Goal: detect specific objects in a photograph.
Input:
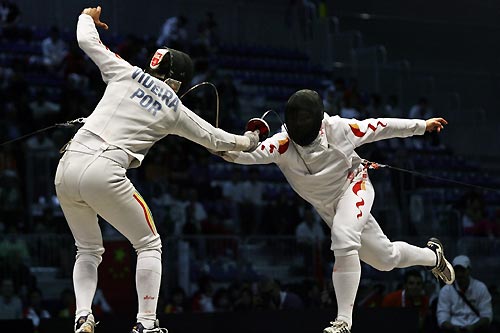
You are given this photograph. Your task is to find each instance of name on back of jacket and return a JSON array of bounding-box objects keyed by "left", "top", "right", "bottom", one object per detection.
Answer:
[{"left": 130, "top": 69, "right": 179, "bottom": 115}]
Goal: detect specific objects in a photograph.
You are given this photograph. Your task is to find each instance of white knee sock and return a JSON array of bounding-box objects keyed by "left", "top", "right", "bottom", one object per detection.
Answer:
[
  {"left": 332, "top": 253, "right": 361, "bottom": 330},
  {"left": 393, "top": 241, "right": 436, "bottom": 268},
  {"left": 73, "top": 253, "right": 100, "bottom": 318},
  {"left": 136, "top": 249, "right": 162, "bottom": 329}
]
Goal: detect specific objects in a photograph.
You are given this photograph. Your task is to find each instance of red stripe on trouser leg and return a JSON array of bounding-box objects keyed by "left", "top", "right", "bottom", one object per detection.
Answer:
[{"left": 133, "top": 193, "right": 156, "bottom": 235}]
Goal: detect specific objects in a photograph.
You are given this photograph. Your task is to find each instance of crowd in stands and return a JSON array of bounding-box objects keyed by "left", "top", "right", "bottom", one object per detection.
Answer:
[
  {"left": 2, "top": 258, "right": 498, "bottom": 333},
  {"left": 0, "top": 3, "right": 500, "bottom": 332}
]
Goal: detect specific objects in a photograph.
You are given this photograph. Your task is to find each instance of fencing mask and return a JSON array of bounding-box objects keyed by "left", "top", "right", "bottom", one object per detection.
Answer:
[
  {"left": 284, "top": 89, "right": 324, "bottom": 146},
  {"left": 145, "top": 47, "right": 193, "bottom": 93}
]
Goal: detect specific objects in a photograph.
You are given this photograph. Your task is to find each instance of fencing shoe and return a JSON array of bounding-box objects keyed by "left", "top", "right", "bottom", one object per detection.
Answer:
[
  {"left": 323, "top": 319, "right": 350, "bottom": 333},
  {"left": 130, "top": 320, "right": 168, "bottom": 333},
  {"left": 75, "top": 314, "right": 96, "bottom": 333},
  {"left": 427, "top": 237, "right": 455, "bottom": 285}
]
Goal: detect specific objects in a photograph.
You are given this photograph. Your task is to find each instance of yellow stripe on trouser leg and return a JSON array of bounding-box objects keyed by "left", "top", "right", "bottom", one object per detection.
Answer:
[{"left": 133, "top": 191, "right": 157, "bottom": 235}]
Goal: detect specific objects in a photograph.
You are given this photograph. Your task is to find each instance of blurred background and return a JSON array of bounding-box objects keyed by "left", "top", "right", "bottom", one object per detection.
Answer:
[{"left": 0, "top": 0, "right": 499, "bottom": 332}]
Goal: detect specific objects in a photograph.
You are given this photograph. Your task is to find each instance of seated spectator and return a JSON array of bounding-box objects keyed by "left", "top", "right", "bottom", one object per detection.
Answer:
[
  {"left": 256, "top": 277, "right": 304, "bottom": 310},
  {"left": 233, "top": 285, "right": 255, "bottom": 312},
  {"left": 41, "top": 26, "right": 68, "bottom": 73},
  {"left": 213, "top": 287, "right": 232, "bottom": 312},
  {"left": 339, "top": 92, "right": 362, "bottom": 119},
  {"left": 28, "top": 88, "right": 61, "bottom": 129},
  {"left": 0, "top": 278, "right": 22, "bottom": 319},
  {"left": 164, "top": 286, "right": 188, "bottom": 314},
  {"left": 458, "top": 191, "right": 487, "bottom": 236},
  {"left": 191, "top": 275, "right": 215, "bottom": 313},
  {"left": 436, "top": 255, "right": 493, "bottom": 333},
  {"left": 54, "top": 288, "right": 75, "bottom": 318},
  {"left": 356, "top": 281, "right": 385, "bottom": 309},
  {"left": 295, "top": 205, "right": 326, "bottom": 274},
  {"left": 23, "top": 288, "right": 51, "bottom": 329},
  {"left": 407, "top": 97, "right": 443, "bottom": 150},
  {"left": 382, "top": 269, "right": 430, "bottom": 332},
  {"left": 0, "top": 0, "right": 20, "bottom": 27},
  {"left": 489, "top": 284, "right": 500, "bottom": 333}
]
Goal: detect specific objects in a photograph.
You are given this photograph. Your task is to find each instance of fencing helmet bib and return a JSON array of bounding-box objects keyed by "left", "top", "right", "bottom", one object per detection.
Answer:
[
  {"left": 145, "top": 47, "right": 193, "bottom": 93},
  {"left": 284, "top": 89, "right": 324, "bottom": 146}
]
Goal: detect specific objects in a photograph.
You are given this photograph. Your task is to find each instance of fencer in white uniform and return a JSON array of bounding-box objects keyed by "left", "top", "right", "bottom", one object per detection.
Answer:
[
  {"left": 217, "top": 89, "right": 455, "bottom": 333},
  {"left": 55, "top": 6, "right": 260, "bottom": 333}
]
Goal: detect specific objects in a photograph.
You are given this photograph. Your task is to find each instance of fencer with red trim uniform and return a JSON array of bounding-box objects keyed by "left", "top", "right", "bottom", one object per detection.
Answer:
[
  {"left": 218, "top": 89, "right": 455, "bottom": 333},
  {"left": 54, "top": 6, "right": 259, "bottom": 333}
]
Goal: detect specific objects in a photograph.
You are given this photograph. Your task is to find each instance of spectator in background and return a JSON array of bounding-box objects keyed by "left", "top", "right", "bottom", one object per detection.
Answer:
[
  {"left": 0, "top": 163, "right": 23, "bottom": 231},
  {"left": 489, "top": 284, "right": 500, "bottom": 333},
  {"left": 213, "top": 287, "right": 232, "bottom": 312},
  {"left": 240, "top": 168, "right": 265, "bottom": 234},
  {"left": 437, "top": 255, "right": 493, "bottom": 333},
  {"left": 217, "top": 73, "right": 241, "bottom": 129},
  {"left": 295, "top": 205, "right": 326, "bottom": 274},
  {"left": 233, "top": 285, "right": 254, "bottom": 312},
  {"left": 28, "top": 88, "right": 61, "bottom": 128},
  {"left": 323, "top": 85, "right": 337, "bottom": 116},
  {"left": 256, "top": 277, "right": 304, "bottom": 310},
  {"left": 382, "top": 269, "right": 430, "bottom": 332},
  {"left": 156, "top": 15, "right": 189, "bottom": 51},
  {"left": 407, "top": 97, "right": 440, "bottom": 150},
  {"left": 365, "top": 93, "right": 383, "bottom": 119},
  {"left": 323, "top": 77, "right": 346, "bottom": 116},
  {"left": 164, "top": 286, "right": 188, "bottom": 314},
  {"left": 23, "top": 288, "right": 51, "bottom": 329},
  {"left": 190, "top": 11, "right": 219, "bottom": 60},
  {"left": 356, "top": 281, "right": 385, "bottom": 309},
  {"left": 384, "top": 94, "right": 402, "bottom": 118},
  {"left": 41, "top": 26, "right": 68, "bottom": 73},
  {"left": 62, "top": 42, "right": 90, "bottom": 90},
  {"left": 0, "top": 229, "right": 30, "bottom": 266},
  {"left": 458, "top": 191, "right": 487, "bottom": 236},
  {"left": 0, "top": 0, "right": 20, "bottom": 27},
  {"left": 0, "top": 278, "right": 23, "bottom": 319},
  {"left": 55, "top": 288, "right": 76, "bottom": 319},
  {"left": 285, "top": 0, "right": 317, "bottom": 42},
  {"left": 339, "top": 91, "right": 362, "bottom": 119},
  {"left": 216, "top": 168, "right": 246, "bottom": 233},
  {"left": 191, "top": 275, "right": 215, "bottom": 313},
  {"left": 383, "top": 94, "right": 404, "bottom": 149},
  {"left": 409, "top": 97, "right": 433, "bottom": 120}
]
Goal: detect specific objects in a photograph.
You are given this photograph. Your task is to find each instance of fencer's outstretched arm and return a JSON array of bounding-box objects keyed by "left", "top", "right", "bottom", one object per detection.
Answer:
[
  {"left": 171, "top": 103, "right": 260, "bottom": 152},
  {"left": 338, "top": 116, "right": 447, "bottom": 148}
]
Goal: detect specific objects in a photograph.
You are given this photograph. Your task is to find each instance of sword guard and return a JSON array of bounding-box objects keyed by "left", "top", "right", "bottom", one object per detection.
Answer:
[{"left": 245, "top": 118, "right": 270, "bottom": 142}]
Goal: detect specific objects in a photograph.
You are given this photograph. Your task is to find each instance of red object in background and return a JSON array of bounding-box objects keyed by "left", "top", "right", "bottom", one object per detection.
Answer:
[{"left": 98, "top": 239, "right": 136, "bottom": 317}]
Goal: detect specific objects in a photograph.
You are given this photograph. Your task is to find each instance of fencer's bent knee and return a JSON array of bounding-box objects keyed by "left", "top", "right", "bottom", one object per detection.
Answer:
[
  {"left": 75, "top": 246, "right": 105, "bottom": 266},
  {"left": 331, "top": 246, "right": 359, "bottom": 257},
  {"left": 370, "top": 244, "right": 401, "bottom": 271},
  {"left": 134, "top": 234, "right": 162, "bottom": 255}
]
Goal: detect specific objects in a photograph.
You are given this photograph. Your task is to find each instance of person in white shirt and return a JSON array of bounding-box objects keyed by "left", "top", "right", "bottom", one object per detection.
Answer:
[
  {"left": 436, "top": 255, "right": 493, "bottom": 333},
  {"left": 295, "top": 205, "right": 325, "bottom": 245},
  {"left": 41, "top": 26, "right": 68, "bottom": 72},
  {"left": 0, "top": 278, "right": 22, "bottom": 320},
  {"left": 295, "top": 205, "right": 326, "bottom": 274},
  {"left": 55, "top": 6, "right": 260, "bottom": 333},
  {"left": 214, "top": 89, "right": 455, "bottom": 333}
]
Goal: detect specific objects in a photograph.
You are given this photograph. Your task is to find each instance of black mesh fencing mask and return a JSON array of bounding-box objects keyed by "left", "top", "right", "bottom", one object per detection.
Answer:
[
  {"left": 284, "top": 89, "right": 324, "bottom": 146},
  {"left": 145, "top": 47, "right": 194, "bottom": 93}
]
